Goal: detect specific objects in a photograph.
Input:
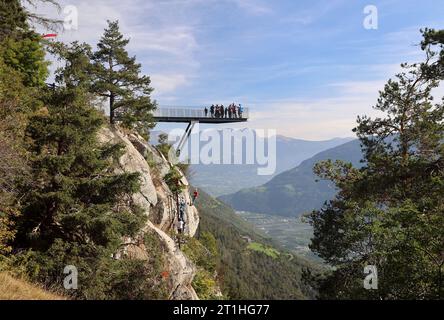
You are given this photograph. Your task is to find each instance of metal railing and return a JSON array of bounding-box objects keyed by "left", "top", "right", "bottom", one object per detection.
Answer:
[{"left": 153, "top": 106, "right": 249, "bottom": 119}]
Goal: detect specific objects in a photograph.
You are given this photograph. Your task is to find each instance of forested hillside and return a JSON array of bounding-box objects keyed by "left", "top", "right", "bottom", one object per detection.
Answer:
[
  {"left": 189, "top": 134, "right": 352, "bottom": 196},
  {"left": 1, "top": 0, "right": 443, "bottom": 301},
  {"left": 220, "top": 139, "right": 362, "bottom": 217},
  {"left": 0, "top": 1, "right": 320, "bottom": 301},
  {"left": 306, "top": 29, "right": 444, "bottom": 299},
  {"left": 0, "top": 1, "right": 197, "bottom": 300},
  {"left": 195, "top": 190, "right": 318, "bottom": 299}
]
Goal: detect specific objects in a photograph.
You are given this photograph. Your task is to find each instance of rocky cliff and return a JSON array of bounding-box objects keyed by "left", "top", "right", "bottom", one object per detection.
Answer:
[{"left": 98, "top": 126, "right": 200, "bottom": 300}]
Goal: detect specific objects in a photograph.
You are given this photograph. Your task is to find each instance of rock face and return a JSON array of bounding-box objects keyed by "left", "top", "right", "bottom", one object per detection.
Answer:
[
  {"left": 98, "top": 126, "right": 200, "bottom": 300},
  {"left": 97, "top": 128, "right": 157, "bottom": 209}
]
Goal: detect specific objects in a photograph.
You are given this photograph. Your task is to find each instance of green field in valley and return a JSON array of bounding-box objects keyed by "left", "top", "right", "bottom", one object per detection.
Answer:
[
  {"left": 237, "top": 211, "right": 322, "bottom": 263},
  {"left": 247, "top": 242, "right": 280, "bottom": 259}
]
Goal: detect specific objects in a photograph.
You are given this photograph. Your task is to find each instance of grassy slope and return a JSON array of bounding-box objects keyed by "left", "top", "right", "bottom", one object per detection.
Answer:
[
  {"left": 0, "top": 273, "right": 65, "bottom": 300},
  {"left": 247, "top": 242, "right": 280, "bottom": 259},
  {"left": 195, "top": 189, "right": 319, "bottom": 300}
]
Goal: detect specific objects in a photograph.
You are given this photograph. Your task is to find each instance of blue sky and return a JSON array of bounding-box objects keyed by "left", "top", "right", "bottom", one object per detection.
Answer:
[{"left": 38, "top": 0, "right": 444, "bottom": 139}]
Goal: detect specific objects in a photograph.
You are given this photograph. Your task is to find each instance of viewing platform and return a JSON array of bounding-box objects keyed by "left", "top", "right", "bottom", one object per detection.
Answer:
[
  {"left": 153, "top": 106, "right": 249, "bottom": 123},
  {"left": 152, "top": 105, "right": 248, "bottom": 155}
]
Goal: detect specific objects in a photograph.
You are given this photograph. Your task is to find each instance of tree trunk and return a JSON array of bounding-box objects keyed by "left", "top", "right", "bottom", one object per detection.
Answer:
[{"left": 110, "top": 94, "right": 115, "bottom": 124}]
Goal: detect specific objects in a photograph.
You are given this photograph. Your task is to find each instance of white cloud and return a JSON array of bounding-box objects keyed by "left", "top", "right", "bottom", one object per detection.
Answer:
[
  {"left": 230, "top": 78, "right": 391, "bottom": 140},
  {"left": 29, "top": 2, "right": 442, "bottom": 141},
  {"left": 32, "top": 0, "right": 200, "bottom": 98},
  {"left": 229, "top": 0, "right": 272, "bottom": 15},
  {"left": 327, "top": 80, "right": 386, "bottom": 96},
  {"left": 150, "top": 74, "right": 188, "bottom": 96},
  {"left": 240, "top": 59, "right": 441, "bottom": 140}
]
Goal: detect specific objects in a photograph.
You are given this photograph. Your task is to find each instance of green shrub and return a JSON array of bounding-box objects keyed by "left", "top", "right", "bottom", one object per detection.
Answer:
[
  {"left": 182, "top": 232, "right": 223, "bottom": 299},
  {"left": 192, "top": 269, "right": 219, "bottom": 300},
  {"left": 164, "top": 167, "right": 185, "bottom": 194},
  {"left": 156, "top": 133, "right": 171, "bottom": 159}
]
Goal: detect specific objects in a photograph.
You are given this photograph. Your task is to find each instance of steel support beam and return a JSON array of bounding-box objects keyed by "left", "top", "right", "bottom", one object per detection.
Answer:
[{"left": 176, "top": 120, "right": 198, "bottom": 156}]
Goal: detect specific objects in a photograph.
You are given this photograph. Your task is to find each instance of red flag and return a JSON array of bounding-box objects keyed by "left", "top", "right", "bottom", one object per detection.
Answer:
[{"left": 42, "top": 33, "right": 57, "bottom": 38}]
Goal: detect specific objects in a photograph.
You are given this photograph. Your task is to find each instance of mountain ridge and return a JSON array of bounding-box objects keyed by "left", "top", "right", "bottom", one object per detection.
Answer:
[
  {"left": 219, "top": 139, "right": 363, "bottom": 217},
  {"left": 154, "top": 130, "right": 355, "bottom": 196}
]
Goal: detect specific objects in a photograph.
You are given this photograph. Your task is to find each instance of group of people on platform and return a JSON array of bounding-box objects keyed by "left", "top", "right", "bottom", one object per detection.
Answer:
[{"left": 204, "top": 103, "right": 244, "bottom": 119}]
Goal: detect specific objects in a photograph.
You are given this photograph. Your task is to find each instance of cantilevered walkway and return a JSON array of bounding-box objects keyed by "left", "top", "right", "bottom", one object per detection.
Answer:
[
  {"left": 153, "top": 106, "right": 249, "bottom": 155},
  {"left": 152, "top": 106, "right": 248, "bottom": 123}
]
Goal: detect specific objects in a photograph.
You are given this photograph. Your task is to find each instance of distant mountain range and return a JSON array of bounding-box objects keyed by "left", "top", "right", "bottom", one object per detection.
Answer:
[
  {"left": 219, "top": 139, "right": 363, "bottom": 217},
  {"left": 187, "top": 133, "right": 353, "bottom": 196}
]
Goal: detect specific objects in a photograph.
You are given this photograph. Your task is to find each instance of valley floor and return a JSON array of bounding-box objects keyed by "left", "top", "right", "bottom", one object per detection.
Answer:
[{"left": 236, "top": 211, "right": 323, "bottom": 263}]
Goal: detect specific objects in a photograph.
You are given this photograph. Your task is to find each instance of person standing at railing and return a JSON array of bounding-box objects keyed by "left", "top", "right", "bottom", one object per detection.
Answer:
[
  {"left": 239, "top": 104, "right": 244, "bottom": 118},
  {"left": 204, "top": 107, "right": 208, "bottom": 117},
  {"left": 210, "top": 104, "right": 215, "bottom": 118},
  {"left": 221, "top": 104, "right": 225, "bottom": 118}
]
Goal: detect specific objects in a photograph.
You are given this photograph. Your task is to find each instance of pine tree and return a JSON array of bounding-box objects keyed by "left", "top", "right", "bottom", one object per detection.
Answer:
[
  {"left": 0, "top": 58, "right": 32, "bottom": 255},
  {"left": 13, "top": 42, "right": 163, "bottom": 298},
  {"left": 422, "top": 28, "right": 444, "bottom": 81},
  {"left": 2, "top": 35, "right": 49, "bottom": 87},
  {"left": 91, "top": 20, "right": 156, "bottom": 136},
  {"left": 0, "top": 0, "right": 53, "bottom": 255},
  {"left": 307, "top": 34, "right": 444, "bottom": 299},
  {"left": 0, "top": 0, "right": 28, "bottom": 40},
  {"left": 0, "top": 0, "right": 53, "bottom": 87},
  {"left": 0, "top": 0, "right": 61, "bottom": 40}
]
